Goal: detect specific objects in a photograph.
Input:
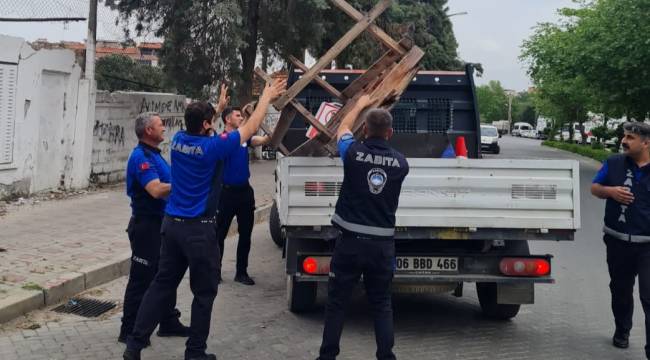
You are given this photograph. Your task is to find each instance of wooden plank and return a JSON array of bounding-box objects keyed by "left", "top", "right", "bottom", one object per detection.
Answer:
[
  {"left": 341, "top": 41, "right": 404, "bottom": 98},
  {"left": 287, "top": 100, "right": 334, "bottom": 141},
  {"left": 330, "top": 0, "right": 409, "bottom": 55},
  {"left": 255, "top": 67, "right": 333, "bottom": 142},
  {"left": 288, "top": 55, "right": 345, "bottom": 101},
  {"left": 253, "top": 68, "right": 297, "bottom": 148},
  {"left": 269, "top": 108, "right": 297, "bottom": 148},
  {"left": 337, "top": 47, "right": 425, "bottom": 142},
  {"left": 273, "top": 0, "right": 392, "bottom": 110},
  {"left": 291, "top": 46, "right": 424, "bottom": 156},
  {"left": 241, "top": 100, "right": 290, "bottom": 155}
]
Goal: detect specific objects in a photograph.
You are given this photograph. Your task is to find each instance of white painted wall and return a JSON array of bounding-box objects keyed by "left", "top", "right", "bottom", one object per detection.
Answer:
[
  {"left": 0, "top": 35, "right": 84, "bottom": 199},
  {"left": 91, "top": 91, "right": 186, "bottom": 184}
]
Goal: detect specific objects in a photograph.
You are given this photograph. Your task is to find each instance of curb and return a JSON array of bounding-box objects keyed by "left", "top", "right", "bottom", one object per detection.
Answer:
[{"left": 0, "top": 203, "right": 272, "bottom": 324}]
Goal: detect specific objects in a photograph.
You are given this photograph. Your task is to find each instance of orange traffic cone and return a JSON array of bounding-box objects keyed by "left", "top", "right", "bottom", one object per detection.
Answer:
[{"left": 455, "top": 136, "right": 468, "bottom": 159}]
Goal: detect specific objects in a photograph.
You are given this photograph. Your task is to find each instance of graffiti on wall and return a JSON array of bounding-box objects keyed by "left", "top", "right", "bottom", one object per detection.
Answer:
[
  {"left": 93, "top": 121, "right": 125, "bottom": 146},
  {"left": 139, "top": 98, "right": 185, "bottom": 114},
  {"left": 91, "top": 93, "right": 186, "bottom": 184}
]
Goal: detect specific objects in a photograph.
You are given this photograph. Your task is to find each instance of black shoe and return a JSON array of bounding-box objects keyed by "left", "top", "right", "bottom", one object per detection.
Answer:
[
  {"left": 613, "top": 330, "right": 629, "bottom": 349},
  {"left": 185, "top": 353, "right": 217, "bottom": 360},
  {"left": 123, "top": 349, "right": 141, "bottom": 360},
  {"left": 118, "top": 334, "right": 151, "bottom": 348},
  {"left": 216, "top": 274, "right": 222, "bottom": 284},
  {"left": 157, "top": 322, "right": 190, "bottom": 338},
  {"left": 234, "top": 273, "right": 255, "bottom": 285}
]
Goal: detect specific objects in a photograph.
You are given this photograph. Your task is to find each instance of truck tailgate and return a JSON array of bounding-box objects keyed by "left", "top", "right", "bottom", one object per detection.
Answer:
[{"left": 276, "top": 157, "right": 580, "bottom": 233}]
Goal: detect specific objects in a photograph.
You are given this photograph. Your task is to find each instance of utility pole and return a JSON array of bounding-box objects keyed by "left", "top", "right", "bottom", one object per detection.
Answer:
[
  {"left": 505, "top": 89, "right": 516, "bottom": 133},
  {"left": 71, "top": 0, "right": 98, "bottom": 189},
  {"left": 84, "top": 0, "right": 97, "bottom": 80}
]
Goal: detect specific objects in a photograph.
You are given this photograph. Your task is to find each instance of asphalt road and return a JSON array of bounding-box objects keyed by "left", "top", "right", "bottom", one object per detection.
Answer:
[{"left": 2, "top": 135, "right": 645, "bottom": 360}]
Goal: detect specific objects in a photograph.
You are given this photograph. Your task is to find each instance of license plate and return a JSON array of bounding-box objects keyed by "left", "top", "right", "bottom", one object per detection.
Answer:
[{"left": 396, "top": 256, "right": 459, "bottom": 274}]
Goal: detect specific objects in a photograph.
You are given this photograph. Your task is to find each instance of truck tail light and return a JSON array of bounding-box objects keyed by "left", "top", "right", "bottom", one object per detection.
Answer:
[
  {"left": 499, "top": 258, "right": 550, "bottom": 277},
  {"left": 302, "top": 256, "right": 331, "bottom": 275}
]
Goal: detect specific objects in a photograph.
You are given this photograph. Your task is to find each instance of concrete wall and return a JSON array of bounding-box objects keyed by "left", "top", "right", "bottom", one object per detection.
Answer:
[
  {"left": 0, "top": 35, "right": 85, "bottom": 199},
  {"left": 91, "top": 92, "right": 187, "bottom": 184}
]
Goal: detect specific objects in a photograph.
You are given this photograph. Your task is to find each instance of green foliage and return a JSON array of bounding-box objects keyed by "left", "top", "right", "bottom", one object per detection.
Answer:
[
  {"left": 476, "top": 81, "right": 508, "bottom": 123},
  {"left": 521, "top": 0, "right": 650, "bottom": 128},
  {"left": 21, "top": 282, "right": 43, "bottom": 291},
  {"left": 543, "top": 140, "right": 612, "bottom": 162},
  {"left": 590, "top": 125, "right": 609, "bottom": 142},
  {"left": 106, "top": 0, "right": 463, "bottom": 101},
  {"left": 96, "top": 54, "right": 172, "bottom": 92},
  {"left": 315, "top": 0, "right": 462, "bottom": 70},
  {"left": 591, "top": 141, "right": 604, "bottom": 150}
]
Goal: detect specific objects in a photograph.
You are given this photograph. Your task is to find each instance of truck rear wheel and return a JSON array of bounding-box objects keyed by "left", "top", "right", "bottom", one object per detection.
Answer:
[
  {"left": 476, "top": 282, "right": 520, "bottom": 320},
  {"left": 287, "top": 275, "right": 317, "bottom": 313},
  {"left": 269, "top": 201, "right": 284, "bottom": 248}
]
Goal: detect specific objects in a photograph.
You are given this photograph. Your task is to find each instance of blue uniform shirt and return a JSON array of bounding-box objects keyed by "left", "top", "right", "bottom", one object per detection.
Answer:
[
  {"left": 338, "top": 132, "right": 355, "bottom": 163},
  {"left": 221, "top": 131, "right": 252, "bottom": 185},
  {"left": 126, "top": 143, "right": 171, "bottom": 216},
  {"left": 165, "top": 130, "right": 241, "bottom": 218},
  {"left": 593, "top": 161, "right": 643, "bottom": 184}
]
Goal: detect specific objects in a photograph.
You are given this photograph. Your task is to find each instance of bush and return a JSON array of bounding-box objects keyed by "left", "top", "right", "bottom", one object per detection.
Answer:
[
  {"left": 591, "top": 141, "right": 604, "bottom": 150},
  {"left": 542, "top": 140, "right": 612, "bottom": 162}
]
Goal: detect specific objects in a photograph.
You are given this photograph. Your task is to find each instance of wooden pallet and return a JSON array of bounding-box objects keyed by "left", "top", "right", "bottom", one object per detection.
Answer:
[{"left": 253, "top": 0, "right": 424, "bottom": 156}]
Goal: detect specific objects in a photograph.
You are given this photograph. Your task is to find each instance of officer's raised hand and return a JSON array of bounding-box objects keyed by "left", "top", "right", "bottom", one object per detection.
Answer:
[
  {"left": 237, "top": 78, "right": 287, "bottom": 144},
  {"left": 215, "top": 83, "right": 230, "bottom": 114}
]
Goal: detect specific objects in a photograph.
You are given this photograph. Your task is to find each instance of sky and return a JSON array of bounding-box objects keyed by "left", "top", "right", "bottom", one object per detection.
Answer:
[{"left": 0, "top": 0, "right": 575, "bottom": 92}]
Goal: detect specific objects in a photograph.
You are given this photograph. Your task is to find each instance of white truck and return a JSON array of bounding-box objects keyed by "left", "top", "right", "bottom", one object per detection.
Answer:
[{"left": 269, "top": 66, "right": 580, "bottom": 320}]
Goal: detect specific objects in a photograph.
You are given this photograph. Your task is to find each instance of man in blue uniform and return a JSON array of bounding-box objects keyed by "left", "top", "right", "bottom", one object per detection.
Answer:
[
  {"left": 215, "top": 106, "right": 270, "bottom": 285},
  {"left": 119, "top": 112, "right": 189, "bottom": 345},
  {"left": 592, "top": 122, "right": 650, "bottom": 360},
  {"left": 318, "top": 95, "right": 410, "bottom": 360},
  {"left": 123, "top": 79, "right": 286, "bottom": 360}
]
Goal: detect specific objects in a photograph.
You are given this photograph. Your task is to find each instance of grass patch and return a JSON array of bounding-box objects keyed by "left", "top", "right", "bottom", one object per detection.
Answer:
[
  {"left": 542, "top": 140, "right": 613, "bottom": 162},
  {"left": 21, "top": 282, "right": 43, "bottom": 291}
]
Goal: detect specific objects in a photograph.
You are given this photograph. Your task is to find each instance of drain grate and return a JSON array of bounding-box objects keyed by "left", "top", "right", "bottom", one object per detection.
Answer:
[{"left": 52, "top": 298, "right": 116, "bottom": 318}]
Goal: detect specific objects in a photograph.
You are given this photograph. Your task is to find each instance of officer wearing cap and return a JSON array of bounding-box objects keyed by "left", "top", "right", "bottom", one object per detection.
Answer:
[
  {"left": 123, "top": 79, "right": 285, "bottom": 360},
  {"left": 119, "top": 112, "right": 189, "bottom": 345},
  {"left": 592, "top": 121, "right": 650, "bottom": 359},
  {"left": 215, "top": 106, "right": 270, "bottom": 286},
  {"left": 318, "top": 95, "right": 409, "bottom": 360}
]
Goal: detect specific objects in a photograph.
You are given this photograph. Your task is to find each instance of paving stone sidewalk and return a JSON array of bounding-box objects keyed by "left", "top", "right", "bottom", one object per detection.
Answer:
[{"left": 0, "top": 160, "right": 275, "bottom": 321}]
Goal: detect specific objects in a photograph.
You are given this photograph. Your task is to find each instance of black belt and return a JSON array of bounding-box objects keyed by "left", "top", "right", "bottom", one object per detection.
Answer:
[
  {"left": 165, "top": 215, "right": 216, "bottom": 224},
  {"left": 222, "top": 182, "right": 250, "bottom": 190}
]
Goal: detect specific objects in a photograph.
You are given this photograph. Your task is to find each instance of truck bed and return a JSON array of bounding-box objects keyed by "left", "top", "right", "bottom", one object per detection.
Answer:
[{"left": 276, "top": 157, "right": 580, "bottom": 240}]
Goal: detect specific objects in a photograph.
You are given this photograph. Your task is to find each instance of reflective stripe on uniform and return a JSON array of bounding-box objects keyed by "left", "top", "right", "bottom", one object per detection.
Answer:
[
  {"left": 604, "top": 225, "right": 650, "bottom": 243},
  {"left": 331, "top": 213, "right": 395, "bottom": 237}
]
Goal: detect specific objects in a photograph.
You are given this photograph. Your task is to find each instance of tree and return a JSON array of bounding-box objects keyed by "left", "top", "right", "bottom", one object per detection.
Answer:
[
  {"left": 106, "top": 0, "right": 328, "bottom": 101},
  {"left": 564, "top": 0, "right": 650, "bottom": 121},
  {"left": 106, "top": 0, "right": 463, "bottom": 102},
  {"left": 521, "top": 0, "right": 650, "bottom": 135},
  {"left": 95, "top": 54, "right": 172, "bottom": 92},
  {"left": 521, "top": 20, "right": 593, "bottom": 142},
  {"left": 314, "top": 0, "right": 463, "bottom": 70},
  {"left": 476, "top": 81, "right": 508, "bottom": 123},
  {"left": 511, "top": 91, "right": 537, "bottom": 126}
]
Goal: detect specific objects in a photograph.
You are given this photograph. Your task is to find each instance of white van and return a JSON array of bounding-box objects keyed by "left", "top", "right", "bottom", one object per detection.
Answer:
[{"left": 512, "top": 122, "right": 533, "bottom": 137}]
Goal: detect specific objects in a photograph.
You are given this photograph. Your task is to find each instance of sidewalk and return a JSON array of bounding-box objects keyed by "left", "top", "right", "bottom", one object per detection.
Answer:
[{"left": 0, "top": 160, "right": 276, "bottom": 323}]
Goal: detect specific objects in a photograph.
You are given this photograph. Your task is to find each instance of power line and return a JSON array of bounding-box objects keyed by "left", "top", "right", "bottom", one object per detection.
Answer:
[{"left": 0, "top": 17, "right": 85, "bottom": 22}]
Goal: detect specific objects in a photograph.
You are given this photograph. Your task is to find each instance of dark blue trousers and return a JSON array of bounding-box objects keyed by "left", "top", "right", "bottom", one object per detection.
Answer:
[
  {"left": 319, "top": 232, "right": 396, "bottom": 360},
  {"left": 127, "top": 216, "right": 220, "bottom": 358}
]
